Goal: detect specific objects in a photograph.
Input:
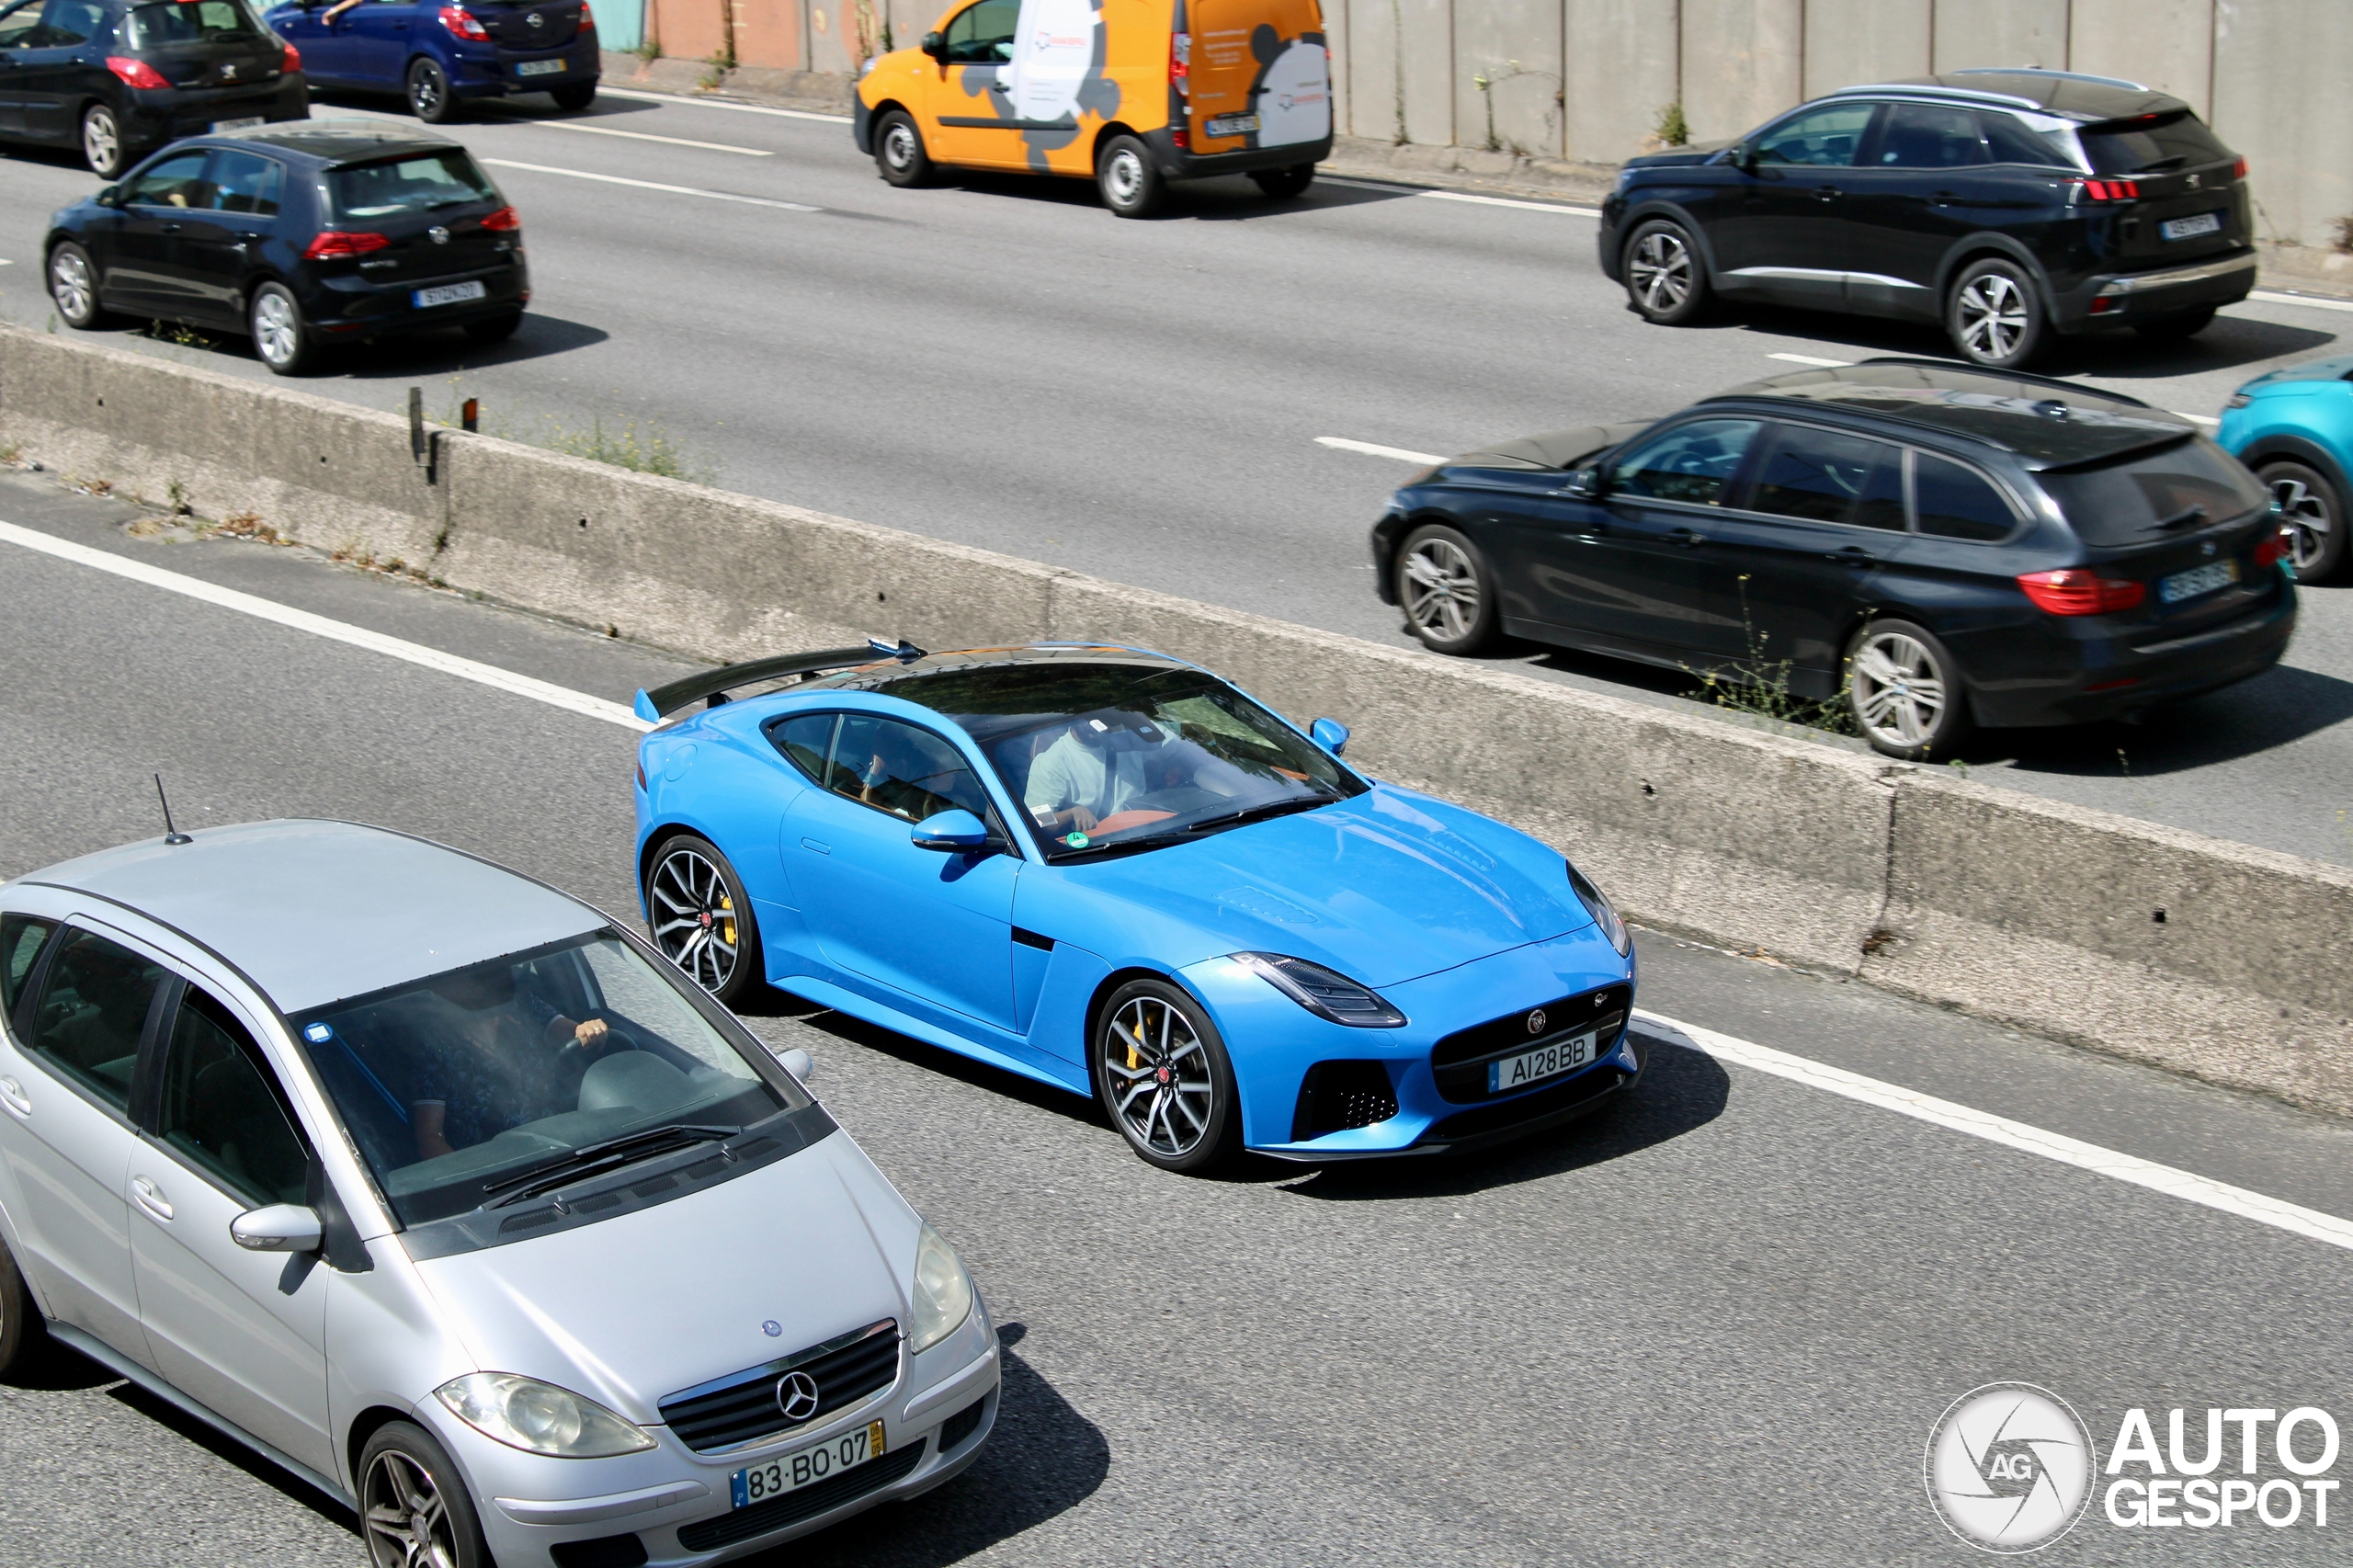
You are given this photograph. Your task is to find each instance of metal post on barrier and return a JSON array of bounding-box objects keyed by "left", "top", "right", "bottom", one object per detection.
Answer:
[{"left": 408, "top": 386, "right": 425, "bottom": 463}]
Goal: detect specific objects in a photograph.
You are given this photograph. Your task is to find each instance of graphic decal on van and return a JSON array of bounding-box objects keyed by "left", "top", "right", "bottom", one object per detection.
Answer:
[
  {"left": 1241, "top": 25, "right": 1326, "bottom": 149},
  {"left": 952, "top": 0, "right": 1120, "bottom": 171}
]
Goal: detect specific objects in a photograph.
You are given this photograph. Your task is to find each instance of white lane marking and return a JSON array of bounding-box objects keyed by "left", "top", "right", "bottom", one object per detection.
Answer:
[
  {"left": 480, "top": 159, "right": 820, "bottom": 212},
  {"left": 598, "top": 85, "right": 852, "bottom": 123},
  {"left": 1641, "top": 1010, "right": 2353, "bottom": 1256},
  {"left": 536, "top": 120, "right": 770, "bottom": 156},
  {"left": 0, "top": 519, "right": 651, "bottom": 733},
  {"left": 1766, "top": 351, "right": 1852, "bottom": 368},
  {"left": 2172, "top": 410, "right": 2222, "bottom": 426},
  {"left": 1316, "top": 436, "right": 1448, "bottom": 464},
  {"left": 1419, "top": 188, "right": 1601, "bottom": 218},
  {"left": 2248, "top": 289, "right": 2353, "bottom": 315}
]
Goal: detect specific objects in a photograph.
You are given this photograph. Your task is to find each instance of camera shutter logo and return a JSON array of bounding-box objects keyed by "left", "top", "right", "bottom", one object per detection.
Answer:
[
  {"left": 1926, "top": 1383, "right": 2096, "bottom": 1552},
  {"left": 776, "top": 1369, "right": 822, "bottom": 1424}
]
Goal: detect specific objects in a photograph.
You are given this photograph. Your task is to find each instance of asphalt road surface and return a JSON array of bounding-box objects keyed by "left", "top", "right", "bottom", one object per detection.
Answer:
[
  {"left": 3, "top": 476, "right": 2350, "bottom": 1566},
  {"left": 0, "top": 93, "right": 2349, "bottom": 868}
]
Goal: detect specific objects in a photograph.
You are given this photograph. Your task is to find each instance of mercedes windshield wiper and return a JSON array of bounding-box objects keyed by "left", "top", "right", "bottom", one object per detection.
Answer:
[{"left": 482, "top": 1123, "right": 740, "bottom": 1207}]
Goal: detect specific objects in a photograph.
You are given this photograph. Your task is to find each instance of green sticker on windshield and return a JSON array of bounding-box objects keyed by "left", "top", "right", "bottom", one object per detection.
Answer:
[{"left": 1063, "top": 831, "right": 1090, "bottom": 847}]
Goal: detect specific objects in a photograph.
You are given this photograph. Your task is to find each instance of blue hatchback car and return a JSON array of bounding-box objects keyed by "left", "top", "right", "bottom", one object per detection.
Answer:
[
  {"left": 2218, "top": 355, "right": 2353, "bottom": 585},
  {"left": 262, "top": 0, "right": 597, "bottom": 123},
  {"left": 630, "top": 642, "right": 1642, "bottom": 1173}
]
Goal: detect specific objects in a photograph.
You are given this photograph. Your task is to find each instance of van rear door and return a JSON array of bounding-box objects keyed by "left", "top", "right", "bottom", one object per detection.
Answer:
[{"left": 1186, "top": 0, "right": 1326, "bottom": 156}]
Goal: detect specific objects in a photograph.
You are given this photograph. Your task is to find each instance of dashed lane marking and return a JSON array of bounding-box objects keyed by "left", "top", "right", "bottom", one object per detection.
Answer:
[
  {"left": 1315, "top": 436, "right": 1447, "bottom": 464},
  {"left": 479, "top": 159, "right": 821, "bottom": 212},
  {"left": 1766, "top": 351, "right": 1851, "bottom": 367},
  {"left": 2247, "top": 288, "right": 2353, "bottom": 314},
  {"left": 536, "top": 120, "right": 771, "bottom": 155},
  {"left": 599, "top": 85, "right": 853, "bottom": 123}
]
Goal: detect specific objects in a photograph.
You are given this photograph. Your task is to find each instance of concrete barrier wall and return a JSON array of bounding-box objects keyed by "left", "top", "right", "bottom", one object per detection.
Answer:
[{"left": 4, "top": 324, "right": 2348, "bottom": 1113}]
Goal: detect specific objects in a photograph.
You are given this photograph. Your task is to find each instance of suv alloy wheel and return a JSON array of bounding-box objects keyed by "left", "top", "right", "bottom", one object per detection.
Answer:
[{"left": 1947, "top": 257, "right": 2048, "bottom": 369}]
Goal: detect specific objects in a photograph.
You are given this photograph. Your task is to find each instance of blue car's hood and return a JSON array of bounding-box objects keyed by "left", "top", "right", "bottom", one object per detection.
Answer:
[{"left": 1066, "top": 790, "right": 1588, "bottom": 988}]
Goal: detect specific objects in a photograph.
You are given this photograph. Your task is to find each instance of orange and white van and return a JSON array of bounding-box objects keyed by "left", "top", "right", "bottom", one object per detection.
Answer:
[{"left": 853, "top": 0, "right": 1331, "bottom": 216}]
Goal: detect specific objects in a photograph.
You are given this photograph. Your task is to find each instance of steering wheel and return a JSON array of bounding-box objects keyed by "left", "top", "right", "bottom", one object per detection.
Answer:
[{"left": 555, "top": 1021, "right": 634, "bottom": 1080}]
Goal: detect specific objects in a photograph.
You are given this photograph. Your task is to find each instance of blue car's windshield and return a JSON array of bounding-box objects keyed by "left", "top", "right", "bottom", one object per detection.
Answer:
[
  {"left": 286, "top": 930, "right": 801, "bottom": 1225},
  {"left": 877, "top": 662, "right": 1366, "bottom": 861}
]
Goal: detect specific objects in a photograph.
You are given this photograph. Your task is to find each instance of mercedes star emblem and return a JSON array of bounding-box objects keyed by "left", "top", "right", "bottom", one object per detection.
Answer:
[
  {"left": 1526, "top": 1008, "right": 1547, "bottom": 1035},
  {"left": 428, "top": 226, "right": 450, "bottom": 244},
  {"left": 776, "top": 1369, "right": 821, "bottom": 1423}
]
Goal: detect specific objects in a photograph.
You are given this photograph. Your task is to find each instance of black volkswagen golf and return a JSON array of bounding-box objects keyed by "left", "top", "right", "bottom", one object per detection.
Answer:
[
  {"left": 0, "top": 0, "right": 308, "bottom": 176},
  {"left": 45, "top": 119, "right": 528, "bottom": 373},
  {"left": 1599, "top": 69, "right": 2255, "bottom": 369},
  {"left": 1370, "top": 362, "right": 2297, "bottom": 760}
]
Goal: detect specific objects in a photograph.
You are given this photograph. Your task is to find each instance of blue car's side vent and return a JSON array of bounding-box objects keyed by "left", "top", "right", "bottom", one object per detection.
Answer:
[{"left": 1291, "top": 1061, "right": 1399, "bottom": 1142}]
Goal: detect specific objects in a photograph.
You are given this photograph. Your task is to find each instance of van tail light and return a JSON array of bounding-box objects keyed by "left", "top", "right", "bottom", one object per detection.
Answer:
[
  {"left": 2253, "top": 528, "right": 2292, "bottom": 571},
  {"left": 479, "top": 205, "right": 520, "bottom": 232},
  {"left": 2076, "top": 178, "right": 2140, "bottom": 202},
  {"left": 304, "top": 230, "right": 392, "bottom": 259},
  {"left": 2017, "top": 569, "right": 2146, "bottom": 615},
  {"left": 1169, "top": 28, "right": 1188, "bottom": 94},
  {"left": 281, "top": 42, "right": 302, "bottom": 74},
  {"left": 439, "top": 5, "right": 491, "bottom": 40},
  {"left": 106, "top": 56, "right": 171, "bottom": 90}
]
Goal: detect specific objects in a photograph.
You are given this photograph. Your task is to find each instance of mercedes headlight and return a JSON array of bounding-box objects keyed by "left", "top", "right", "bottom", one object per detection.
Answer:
[
  {"left": 909, "top": 1222, "right": 974, "bottom": 1355},
  {"left": 1567, "top": 863, "right": 1631, "bottom": 956},
  {"left": 435, "top": 1373, "right": 656, "bottom": 1458},
  {"left": 1234, "top": 953, "right": 1406, "bottom": 1028}
]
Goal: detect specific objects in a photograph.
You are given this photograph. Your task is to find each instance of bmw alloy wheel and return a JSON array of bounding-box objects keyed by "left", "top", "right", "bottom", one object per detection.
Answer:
[
  {"left": 649, "top": 845, "right": 739, "bottom": 994},
  {"left": 1850, "top": 628, "right": 1949, "bottom": 752},
  {"left": 1955, "top": 272, "right": 2029, "bottom": 363},
  {"left": 363, "top": 1449, "right": 459, "bottom": 1568},
  {"left": 48, "top": 247, "right": 94, "bottom": 324},
  {"left": 252, "top": 290, "right": 300, "bottom": 368},
  {"left": 1402, "top": 535, "right": 1481, "bottom": 644},
  {"left": 1102, "top": 994, "right": 1213, "bottom": 1161},
  {"left": 2269, "top": 473, "right": 2336, "bottom": 575},
  {"left": 1628, "top": 229, "right": 1691, "bottom": 313}
]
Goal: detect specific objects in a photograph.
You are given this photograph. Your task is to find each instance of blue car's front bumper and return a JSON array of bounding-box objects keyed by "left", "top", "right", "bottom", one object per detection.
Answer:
[{"left": 1186, "top": 928, "right": 1640, "bottom": 1158}]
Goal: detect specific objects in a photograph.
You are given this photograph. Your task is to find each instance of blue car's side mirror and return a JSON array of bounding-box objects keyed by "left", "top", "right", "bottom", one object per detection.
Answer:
[
  {"left": 912, "top": 809, "right": 993, "bottom": 852},
  {"left": 1561, "top": 466, "right": 1602, "bottom": 500},
  {"left": 1309, "top": 718, "right": 1350, "bottom": 756}
]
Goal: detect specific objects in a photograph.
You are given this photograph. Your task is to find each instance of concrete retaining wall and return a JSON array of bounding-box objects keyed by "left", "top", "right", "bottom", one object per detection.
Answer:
[{"left": 4, "top": 324, "right": 2347, "bottom": 1113}]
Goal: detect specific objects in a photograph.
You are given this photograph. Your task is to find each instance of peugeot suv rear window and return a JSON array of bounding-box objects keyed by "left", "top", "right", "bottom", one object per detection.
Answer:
[
  {"left": 2078, "top": 110, "right": 2234, "bottom": 176},
  {"left": 330, "top": 150, "right": 499, "bottom": 221},
  {"left": 126, "top": 0, "right": 264, "bottom": 46},
  {"left": 2038, "top": 437, "right": 2268, "bottom": 547}
]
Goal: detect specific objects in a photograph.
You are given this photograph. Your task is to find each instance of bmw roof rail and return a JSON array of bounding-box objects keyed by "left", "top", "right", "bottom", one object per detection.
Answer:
[
  {"left": 1950, "top": 66, "right": 2148, "bottom": 92},
  {"left": 1850, "top": 357, "right": 2160, "bottom": 410},
  {"left": 1824, "top": 81, "right": 2043, "bottom": 110},
  {"left": 634, "top": 637, "right": 926, "bottom": 722}
]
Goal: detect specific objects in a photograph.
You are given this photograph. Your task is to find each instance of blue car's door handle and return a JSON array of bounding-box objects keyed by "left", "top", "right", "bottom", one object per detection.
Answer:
[{"left": 801, "top": 837, "right": 831, "bottom": 855}]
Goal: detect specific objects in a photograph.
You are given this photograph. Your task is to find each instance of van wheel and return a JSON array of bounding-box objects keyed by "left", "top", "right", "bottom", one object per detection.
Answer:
[
  {"left": 2133, "top": 304, "right": 2217, "bottom": 342},
  {"left": 1097, "top": 134, "right": 1164, "bottom": 219},
  {"left": 1250, "top": 164, "right": 1314, "bottom": 199},
  {"left": 1947, "top": 257, "right": 2048, "bottom": 369},
  {"left": 408, "top": 57, "right": 457, "bottom": 123},
  {"left": 81, "top": 102, "right": 130, "bottom": 178},
  {"left": 1844, "top": 619, "right": 1972, "bottom": 760},
  {"left": 358, "top": 1422, "right": 493, "bottom": 1568},
  {"left": 873, "top": 109, "right": 931, "bottom": 187}
]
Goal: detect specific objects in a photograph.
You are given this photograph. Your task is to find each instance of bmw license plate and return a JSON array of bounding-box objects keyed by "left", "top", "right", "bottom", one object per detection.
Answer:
[
  {"left": 517, "top": 58, "right": 566, "bottom": 75},
  {"left": 731, "top": 1419, "right": 885, "bottom": 1509},
  {"left": 1204, "top": 113, "right": 1259, "bottom": 138},
  {"left": 2160, "top": 559, "right": 2238, "bottom": 603},
  {"left": 1488, "top": 1029, "right": 1597, "bottom": 1095},
  {"left": 413, "top": 280, "right": 488, "bottom": 309},
  {"left": 211, "top": 117, "right": 264, "bottom": 132},
  {"left": 2160, "top": 210, "right": 2222, "bottom": 243}
]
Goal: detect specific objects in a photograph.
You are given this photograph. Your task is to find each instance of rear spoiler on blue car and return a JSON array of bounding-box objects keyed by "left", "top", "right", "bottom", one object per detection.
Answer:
[{"left": 632, "top": 638, "right": 926, "bottom": 722}]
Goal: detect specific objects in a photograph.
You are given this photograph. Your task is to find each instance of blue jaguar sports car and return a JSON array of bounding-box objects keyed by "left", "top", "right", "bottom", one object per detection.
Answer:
[{"left": 629, "top": 642, "right": 1640, "bottom": 1172}]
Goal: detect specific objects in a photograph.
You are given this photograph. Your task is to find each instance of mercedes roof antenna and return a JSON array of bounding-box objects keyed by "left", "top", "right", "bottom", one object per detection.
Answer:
[{"left": 153, "top": 773, "right": 192, "bottom": 846}]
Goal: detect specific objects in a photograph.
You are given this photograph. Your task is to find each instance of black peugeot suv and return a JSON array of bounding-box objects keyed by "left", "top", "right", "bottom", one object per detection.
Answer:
[
  {"left": 1598, "top": 69, "right": 2255, "bottom": 369},
  {"left": 0, "top": 0, "right": 308, "bottom": 176}
]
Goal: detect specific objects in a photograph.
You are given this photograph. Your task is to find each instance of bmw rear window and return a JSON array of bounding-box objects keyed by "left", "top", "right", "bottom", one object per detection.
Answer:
[
  {"left": 2077, "top": 110, "right": 2234, "bottom": 176},
  {"left": 126, "top": 0, "right": 264, "bottom": 46},
  {"left": 329, "top": 150, "right": 500, "bottom": 220},
  {"left": 2038, "top": 437, "right": 2267, "bottom": 547}
]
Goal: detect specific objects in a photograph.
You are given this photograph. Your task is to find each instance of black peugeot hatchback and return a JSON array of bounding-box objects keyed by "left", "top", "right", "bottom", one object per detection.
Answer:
[
  {"left": 1370, "top": 361, "right": 2297, "bottom": 759},
  {"left": 44, "top": 119, "right": 529, "bottom": 373},
  {"left": 0, "top": 0, "right": 308, "bottom": 176},
  {"left": 1599, "top": 69, "right": 2255, "bottom": 369}
]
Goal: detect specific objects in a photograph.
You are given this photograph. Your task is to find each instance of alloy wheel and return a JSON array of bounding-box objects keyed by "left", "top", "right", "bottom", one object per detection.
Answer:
[
  {"left": 1629, "top": 230, "right": 1690, "bottom": 312},
  {"left": 363, "top": 1449, "right": 458, "bottom": 1568},
  {"left": 1402, "top": 536, "right": 1481, "bottom": 643},
  {"left": 49, "top": 249, "right": 93, "bottom": 324},
  {"left": 2269, "top": 475, "right": 2335, "bottom": 574},
  {"left": 411, "top": 69, "right": 443, "bottom": 119},
  {"left": 81, "top": 107, "right": 119, "bottom": 175},
  {"left": 252, "top": 290, "right": 300, "bottom": 368},
  {"left": 1850, "top": 630, "right": 1948, "bottom": 751},
  {"left": 1102, "top": 994, "right": 1213, "bottom": 1160},
  {"left": 1955, "top": 273, "right": 2028, "bottom": 362},
  {"left": 649, "top": 846, "right": 739, "bottom": 993},
  {"left": 882, "top": 122, "right": 917, "bottom": 173},
  {"left": 1104, "top": 149, "right": 1144, "bottom": 207}
]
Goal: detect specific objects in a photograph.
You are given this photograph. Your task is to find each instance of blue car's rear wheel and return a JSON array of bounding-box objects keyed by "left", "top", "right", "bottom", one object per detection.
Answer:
[
  {"left": 1092, "top": 979, "right": 1240, "bottom": 1174},
  {"left": 645, "top": 835, "right": 760, "bottom": 1006}
]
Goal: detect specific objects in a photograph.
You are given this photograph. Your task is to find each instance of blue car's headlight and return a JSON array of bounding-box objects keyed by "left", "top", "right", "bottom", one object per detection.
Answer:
[
  {"left": 1233, "top": 953, "right": 1406, "bottom": 1028},
  {"left": 1567, "top": 862, "right": 1631, "bottom": 956}
]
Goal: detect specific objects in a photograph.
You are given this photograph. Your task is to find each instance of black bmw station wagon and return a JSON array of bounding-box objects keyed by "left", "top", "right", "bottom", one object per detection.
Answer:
[
  {"left": 1370, "top": 362, "right": 2296, "bottom": 759},
  {"left": 1599, "top": 69, "right": 2255, "bottom": 369}
]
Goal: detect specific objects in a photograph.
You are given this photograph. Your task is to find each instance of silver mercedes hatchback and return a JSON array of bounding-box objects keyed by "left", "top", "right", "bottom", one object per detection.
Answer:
[{"left": 0, "top": 820, "right": 999, "bottom": 1567}]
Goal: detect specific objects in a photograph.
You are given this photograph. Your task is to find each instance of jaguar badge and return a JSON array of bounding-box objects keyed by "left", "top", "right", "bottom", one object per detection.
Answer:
[{"left": 1526, "top": 1008, "right": 1547, "bottom": 1035}]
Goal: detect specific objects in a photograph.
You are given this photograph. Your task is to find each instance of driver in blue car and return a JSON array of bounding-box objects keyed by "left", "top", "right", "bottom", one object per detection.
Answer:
[{"left": 1023, "top": 717, "right": 1181, "bottom": 834}]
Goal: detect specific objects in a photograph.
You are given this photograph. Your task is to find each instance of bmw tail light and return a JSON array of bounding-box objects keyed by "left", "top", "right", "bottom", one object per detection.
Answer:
[
  {"left": 479, "top": 205, "right": 520, "bottom": 232},
  {"left": 2017, "top": 569, "right": 2146, "bottom": 615},
  {"left": 303, "top": 230, "right": 392, "bottom": 258},
  {"left": 106, "top": 56, "right": 171, "bottom": 90},
  {"left": 439, "top": 5, "right": 491, "bottom": 40},
  {"left": 282, "top": 42, "right": 301, "bottom": 73},
  {"left": 2253, "top": 528, "right": 2292, "bottom": 571}
]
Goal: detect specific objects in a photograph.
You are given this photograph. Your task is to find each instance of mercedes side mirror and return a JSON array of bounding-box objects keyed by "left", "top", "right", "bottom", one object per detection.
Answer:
[
  {"left": 911, "top": 808, "right": 994, "bottom": 852},
  {"left": 1308, "top": 718, "right": 1350, "bottom": 756},
  {"left": 1562, "top": 466, "right": 1603, "bottom": 500},
  {"left": 778, "top": 1046, "right": 813, "bottom": 1081},
  {"left": 920, "top": 29, "right": 946, "bottom": 61},
  {"left": 230, "top": 1203, "right": 324, "bottom": 1254}
]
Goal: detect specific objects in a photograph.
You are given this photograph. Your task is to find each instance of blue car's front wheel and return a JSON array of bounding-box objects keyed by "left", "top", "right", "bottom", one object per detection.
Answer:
[
  {"left": 644, "top": 834, "right": 761, "bottom": 1006},
  {"left": 1093, "top": 980, "right": 1241, "bottom": 1175}
]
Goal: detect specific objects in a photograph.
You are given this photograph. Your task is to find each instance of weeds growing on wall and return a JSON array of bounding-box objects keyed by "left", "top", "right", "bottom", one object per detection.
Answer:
[
  {"left": 1687, "top": 576, "right": 1860, "bottom": 738},
  {"left": 1655, "top": 101, "right": 1690, "bottom": 148}
]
